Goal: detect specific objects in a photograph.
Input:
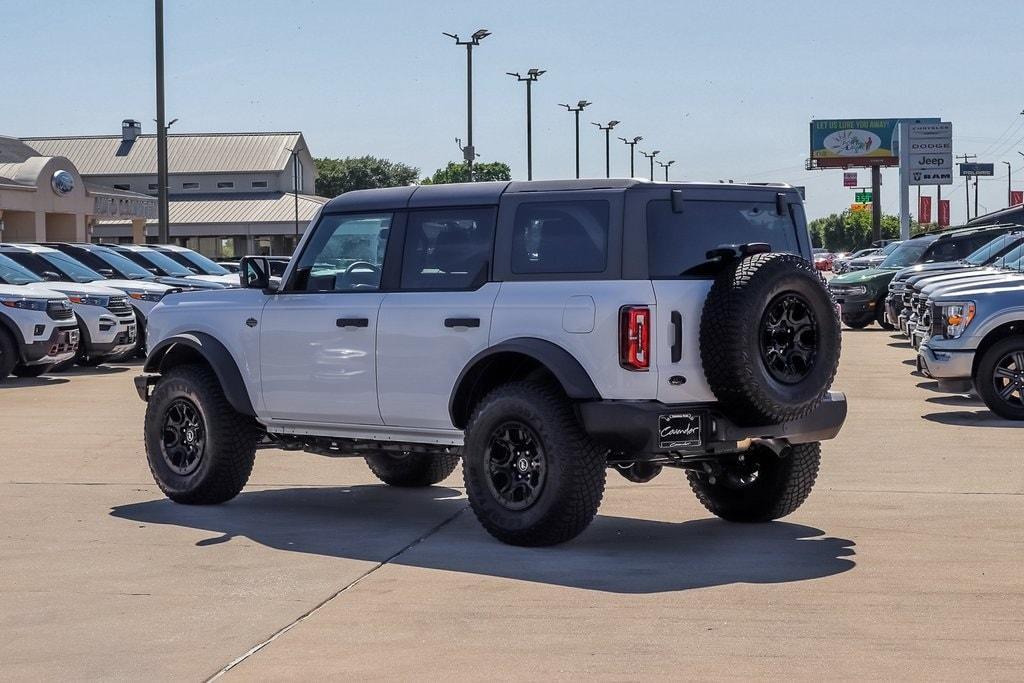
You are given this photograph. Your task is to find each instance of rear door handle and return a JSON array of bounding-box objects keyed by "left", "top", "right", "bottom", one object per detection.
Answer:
[
  {"left": 671, "top": 311, "right": 683, "bottom": 363},
  {"left": 445, "top": 317, "right": 480, "bottom": 328},
  {"left": 336, "top": 317, "right": 369, "bottom": 328}
]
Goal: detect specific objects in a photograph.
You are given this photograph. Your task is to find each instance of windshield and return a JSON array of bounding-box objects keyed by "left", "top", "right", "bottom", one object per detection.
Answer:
[
  {"left": 879, "top": 238, "right": 937, "bottom": 269},
  {"left": 90, "top": 248, "right": 155, "bottom": 279},
  {"left": 965, "top": 234, "right": 1023, "bottom": 266},
  {"left": 121, "top": 249, "right": 193, "bottom": 276},
  {"left": 162, "top": 249, "right": 229, "bottom": 275},
  {"left": 994, "top": 244, "right": 1024, "bottom": 269},
  {"left": 39, "top": 252, "right": 104, "bottom": 282},
  {"left": 0, "top": 254, "right": 44, "bottom": 285}
]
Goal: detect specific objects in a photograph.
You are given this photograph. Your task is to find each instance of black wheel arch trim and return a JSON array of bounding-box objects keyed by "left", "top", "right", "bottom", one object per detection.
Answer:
[
  {"left": 143, "top": 332, "right": 256, "bottom": 416},
  {"left": 449, "top": 337, "right": 601, "bottom": 429},
  {"left": 0, "top": 311, "right": 28, "bottom": 362}
]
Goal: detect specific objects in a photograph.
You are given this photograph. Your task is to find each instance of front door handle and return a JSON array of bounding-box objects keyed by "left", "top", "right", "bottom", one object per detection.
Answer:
[
  {"left": 337, "top": 317, "right": 369, "bottom": 328},
  {"left": 444, "top": 317, "right": 480, "bottom": 328}
]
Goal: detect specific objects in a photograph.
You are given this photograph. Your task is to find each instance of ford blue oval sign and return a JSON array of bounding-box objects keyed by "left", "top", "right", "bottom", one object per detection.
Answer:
[{"left": 51, "top": 170, "right": 75, "bottom": 195}]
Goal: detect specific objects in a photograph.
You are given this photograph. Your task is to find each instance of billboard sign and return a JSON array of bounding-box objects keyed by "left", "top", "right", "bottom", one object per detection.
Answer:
[
  {"left": 843, "top": 172, "right": 858, "bottom": 187},
  {"left": 919, "top": 195, "right": 932, "bottom": 224},
  {"left": 810, "top": 118, "right": 939, "bottom": 168},
  {"left": 938, "top": 199, "right": 950, "bottom": 226},
  {"left": 959, "top": 163, "right": 995, "bottom": 177}
]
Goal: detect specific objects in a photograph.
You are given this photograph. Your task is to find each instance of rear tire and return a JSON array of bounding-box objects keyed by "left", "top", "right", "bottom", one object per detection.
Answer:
[
  {"left": 0, "top": 331, "right": 17, "bottom": 380},
  {"left": 365, "top": 451, "right": 460, "bottom": 487},
  {"left": 686, "top": 442, "right": 821, "bottom": 522},
  {"left": 975, "top": 336, "right": 1024, "bottom": 420},
  {"left": 144, "top": 363, "right": 259, "bottom": 504},
  {"left": 463, "top": 381, "right": 606, "bottom": 546}
]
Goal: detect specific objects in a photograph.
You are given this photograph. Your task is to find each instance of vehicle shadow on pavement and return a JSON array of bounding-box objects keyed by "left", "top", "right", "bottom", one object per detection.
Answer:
[
  {"left": 925, "top": 394, "right": 982, "bottom": 407},
  {"left": 0, "top": 376, "right": 70, "bottom": 389},
  {"left": 922, "top": 411, "right": 1024, "bottom": 428},
  {"left": 111, "top": 486, "right": 856, "bottom": 594},
  {"left": 58, "top": 365, "right": 130, "bottom": 376}
]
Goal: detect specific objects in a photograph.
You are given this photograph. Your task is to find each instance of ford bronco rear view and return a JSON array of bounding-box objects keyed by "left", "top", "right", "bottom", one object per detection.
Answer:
[{"left": 136, "top": 179, "right": 846, "bottom": 546}]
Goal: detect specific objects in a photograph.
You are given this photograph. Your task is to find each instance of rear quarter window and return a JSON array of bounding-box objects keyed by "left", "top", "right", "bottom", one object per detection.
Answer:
[
  {"left": 646, "top": 199, "right": 801, "bottom": 277},
  {"left": 511, "top": 200, "right": 608, "bottom": 274}
]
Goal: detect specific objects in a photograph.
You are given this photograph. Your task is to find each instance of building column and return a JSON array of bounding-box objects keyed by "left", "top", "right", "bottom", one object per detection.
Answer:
[
  {"left": 131, "top": 219, "right": 147, "bottom": 245},
  {"left": 33, "top": 212, "right": 46, "bottom": 241},
  {"left": 74, "top": 214, "right": 87, "bottom": 242}
]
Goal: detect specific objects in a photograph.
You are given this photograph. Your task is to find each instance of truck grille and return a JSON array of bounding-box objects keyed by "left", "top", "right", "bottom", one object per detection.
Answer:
[
  {"left": 46, "top": 299, "right": 74, "bottom": 321},
  {"left": 105, "top": 296, "right": 133, "bottom": 318}
]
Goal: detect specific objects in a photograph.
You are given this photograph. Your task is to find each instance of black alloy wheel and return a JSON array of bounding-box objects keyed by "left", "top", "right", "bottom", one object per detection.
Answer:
[
  {"left": 161, "top": 398, "right": 206, "bottom": 475},
  {"left": 991, "top": 349, "right": 1024, "bottom": 408},
  {"left": 484, "top": 421, "right": 547, "bottom": 511},
  {"left": 760, "top": 292, "right": 818, "bottom": 384}
]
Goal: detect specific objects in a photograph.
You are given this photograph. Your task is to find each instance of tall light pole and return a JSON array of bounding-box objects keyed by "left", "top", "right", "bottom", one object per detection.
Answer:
[
  {"left": 657, "top": 159, "right": 675, "bottom": 181},
  {"left": 443, "top": 29, "right": 491, "bottom": 182},
  {"left": 1004, "top": 160, "right": 1012, "bottom": 206},
  {"left": 507, "top": 68, "right": 545, "bottom": 180},
  {"left": 155, "top": 0, "right": 169, "bottom": 243},
  {"left": 618, "top": 135, "right": 642, "bottom": 177},
  {"left": 591, "top": 120, "right": 620, "bottom": 178},
  {"left": 286, "top": 144, "right": 305, "bottom": 243},
  {"left": 559, "top": 100, "right": 591, "bottom": 179},
  {"left": 640, "top": 150, "right": 660, "bottom": 181}
]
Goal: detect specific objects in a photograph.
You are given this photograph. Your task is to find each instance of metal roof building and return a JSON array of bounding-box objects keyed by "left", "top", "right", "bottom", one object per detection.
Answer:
[{"left": 22, "top": 121, "right": 322, "bottom": 257}]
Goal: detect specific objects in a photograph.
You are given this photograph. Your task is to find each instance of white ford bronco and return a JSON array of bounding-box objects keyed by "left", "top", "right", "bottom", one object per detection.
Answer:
[{"left": 137, "top": 179, "right": 846, "bottom": 546}]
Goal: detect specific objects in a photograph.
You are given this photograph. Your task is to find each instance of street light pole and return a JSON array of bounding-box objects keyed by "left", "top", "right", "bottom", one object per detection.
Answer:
[
  {"left": 1004, "top": 161, "right": 1012, "bottom": 206},
  {"left": 444, "top": 29, "right": 491, "bottom": 181},
  {"left": 559, "top": 100, "right": 591, "bottom": 179},
  {"left": 507, "top": 69, "right": 545, "bottom": 180},
  {"left": 592, "top": 120, "right": 620, "bottom": 178},
  {"left": 618, "top": 135, "right": 642, "bottom": 177},
  {"left": 657, "top": 159, "right": 675, "bottom": 181},
  {"left": 286, "top": 145, "right": 305, "bottom": 243},
  {"left": 640, "top": 150, "right": 660, "bottom": 181},
  {"left": 155, "top": 0, "right": 169, "bottom": 244}
]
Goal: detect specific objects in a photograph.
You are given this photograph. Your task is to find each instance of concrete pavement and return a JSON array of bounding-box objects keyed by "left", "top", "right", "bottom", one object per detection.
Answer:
[{"left": 0, "top": 331, "right": 1021, "bottom": 680}]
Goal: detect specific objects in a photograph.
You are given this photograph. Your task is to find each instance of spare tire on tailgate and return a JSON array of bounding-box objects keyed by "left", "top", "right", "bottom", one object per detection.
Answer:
[{"left": 699, "top": 252, "right": 840, "bottom": 426}]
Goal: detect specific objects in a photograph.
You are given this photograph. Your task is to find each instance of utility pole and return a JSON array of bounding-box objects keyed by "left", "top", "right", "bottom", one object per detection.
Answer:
[
  {"left": 444, "top": 29, "right": 491, "bottom": 181},
  {"left": 507, "top": 69, "right": 545, "bottom": 180},
  {"left": 974, "top": 176, "right": 980, "bottom": 218},
  {"left": 592, "top": 120, "right": 620, "bottom": 178},
  {"left": 1004, "top": 161, "right": 1012, "bottom": 206},
  {"left": 286, "top": 145, "right": 305, "bottom": 242},
  {"left": 155, "top": 0, "right": 169, "bottom": 243},
  {"left": 957, "top": 153, "right": 977, "bottom": 221},
  {"left": 870, "top": 164, "right": 882, "bottom": 244},
  {"left": 618, "top": 135, "right": 642, "bottom": 177},
  {"left": 559, "top": 100, "right": 591, "bottom": 179},
  {"left": 643, "top": 149, "right": 659, "bottom": 181},
  {"left": 657, "top": 159, "right": 675, "bottom": 181}
]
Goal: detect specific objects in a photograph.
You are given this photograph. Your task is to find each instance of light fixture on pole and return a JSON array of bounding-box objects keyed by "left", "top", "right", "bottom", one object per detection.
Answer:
[
  {"left": 507, "top": 68, "right": 545, "bottom": 180},
  {"left": 640, "top": 150, "right": 660, "bottom": 181},
  {"left": 591, "top": 120, "right": 620, "bottom": 178},
  {"left": 286, "top": 144, "right": 306, "bottom": 242},
  {"left": 618, "top": 135, "right": 642, "bottom": 177},
  {"left": 559, "top": 100, "right": 591, "bottom": 179},
  {"left": 443, "top": 28, "right": 491, "bottom": 181},
  {"left": 656, "top": 159, "right": 675, "bottom": 181}
]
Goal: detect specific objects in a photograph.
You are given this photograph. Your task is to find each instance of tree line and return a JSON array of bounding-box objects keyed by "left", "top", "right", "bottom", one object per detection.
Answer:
[
  {"left": 808, "top": 211, "right": 926, "bottom": 252},
  {"left": 314, "top": 156, "right": 511, "bottom": 197}
]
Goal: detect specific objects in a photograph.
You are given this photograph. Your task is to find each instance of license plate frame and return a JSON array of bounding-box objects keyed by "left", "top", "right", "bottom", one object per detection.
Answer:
[{"left": 658, "top": 412, "right": 704, "bottom": 450}]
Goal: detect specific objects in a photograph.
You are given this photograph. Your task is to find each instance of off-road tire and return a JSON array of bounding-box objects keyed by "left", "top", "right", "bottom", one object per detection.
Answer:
[
  {"left": 700, "top": 253, "right": 841, "bottom": 425},
  {"left": 365, "top": 451, "right": 460, "bottom": 487},
  {"left": 12, "top": 364, "right": 50, "bottom": 378},
  {"left": 0, "top": 330, "right": 17, "bottom": 380},
  {"left": 975, "top": 336, "right": 1024, "bottom": 420},
  {"left": 842, "top": 314, "right": 872, "bottom": 330},
  {"left": 463, "top": 381, "right": 606, "bottom": 546},
  {"left": 875, "top": 304, "right": 895, "bottom": 330},
  {"left": 144, "top": 363, "right": 259, "bottom": 504},
  {"left": 686, "top": 442, "right": 821, "bottom": 522}
]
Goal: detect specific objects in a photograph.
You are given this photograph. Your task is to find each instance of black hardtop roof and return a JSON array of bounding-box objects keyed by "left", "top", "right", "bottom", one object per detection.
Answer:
[
  {"left": 321, "top": 178, "right": 799, "bottom": 213},
  {"left": 929, "top": 223, "right": 1021, "bottom": 241}
]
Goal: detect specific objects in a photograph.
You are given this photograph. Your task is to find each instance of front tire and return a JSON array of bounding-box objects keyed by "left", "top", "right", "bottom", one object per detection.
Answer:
[
  {"left": 463, "top": 381, "right": 606, "bottom": 546},
  {"left": 0, "top": 331, "right": 19, "bottom": 380},
  {"left": 12, "top": 364, "right": 51, "bottom": 378},
  {"left": 144, "top": 364, "right": 260, "bottom": 504},
  {"left": 975, "top": 337, "right": 1024, "bottom": 420},
  {"left": 876, "top": 304, "right": 895, "bottom": 330},
  {"left": 365, "top": 451, "right": 460, "bottom": 487},
  {"left": 686, "top": 442, "right": 821, "bottom": 522},
  {"left": 842, "top": 314, "right": 872, "bottom": 330}
]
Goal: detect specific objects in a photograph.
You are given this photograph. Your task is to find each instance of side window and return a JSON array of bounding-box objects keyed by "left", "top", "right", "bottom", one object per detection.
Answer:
[
  {"left": 290, "top": 213, "right": 392, "bottom": 292},
  {"left": 923, "top": 240, "right": 959, "bottom": 263},
  {"left": 511, "top": 201, "right": 609, "bottom": 274},
  {"left": 400, "top": 208, "right": 495, "bottom": 290}
]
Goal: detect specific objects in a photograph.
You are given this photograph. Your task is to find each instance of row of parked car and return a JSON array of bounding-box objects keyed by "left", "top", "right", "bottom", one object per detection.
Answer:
[
  {"left": 0, "top": 243, "right": 285, "bottom": 380},
  {"left": 828, "top": 223, "right": 1024, "bottom": 419}
]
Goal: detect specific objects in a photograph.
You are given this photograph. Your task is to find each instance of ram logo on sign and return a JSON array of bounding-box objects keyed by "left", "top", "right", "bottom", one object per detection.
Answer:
[{"left": 912, "top": 169, "right": 953, "bottom": 184}]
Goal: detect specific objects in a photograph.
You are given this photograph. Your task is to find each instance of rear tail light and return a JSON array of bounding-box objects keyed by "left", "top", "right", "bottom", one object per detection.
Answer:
[{"left": 619, "top": 306, "right": 650, "bottom": 371}]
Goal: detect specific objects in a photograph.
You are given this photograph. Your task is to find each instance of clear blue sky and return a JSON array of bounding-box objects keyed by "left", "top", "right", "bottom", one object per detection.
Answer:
[{"left": 4, "top": 0, "right": 1024, "bottom": 223}]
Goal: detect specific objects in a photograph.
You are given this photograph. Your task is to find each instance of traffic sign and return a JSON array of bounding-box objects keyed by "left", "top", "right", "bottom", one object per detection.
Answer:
[{"left": 855, "top": 191, "right": 872, "bottom": 203}]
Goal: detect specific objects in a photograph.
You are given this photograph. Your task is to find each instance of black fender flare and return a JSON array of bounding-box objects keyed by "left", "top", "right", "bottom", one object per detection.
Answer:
[
  {"left": 144, "top": 332, "right": 255, "bottom": 416},
  {"left": 0, "top": 311, "right": 27, "bottom": 361},
  {"left": 448, "top": 337, "right": 601, "bottom": 429}
]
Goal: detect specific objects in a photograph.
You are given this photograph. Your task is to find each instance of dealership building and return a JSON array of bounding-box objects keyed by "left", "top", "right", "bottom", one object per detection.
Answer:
[
  {"left": 0, "top": 136, "right": 155, "bottom": 243},
  {"left": 21, "top": 121, "right": 326, "bottom": 257}
]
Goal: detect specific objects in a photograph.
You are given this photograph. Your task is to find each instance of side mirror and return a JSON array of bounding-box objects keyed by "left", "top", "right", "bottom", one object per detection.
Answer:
[
  {"left": 240, "top": 256, "right": 271, "bottom": 289},
  {"left": 43, "top": 271, "right": 62, "bottom": 281},
  {"left": 97, "top": 268, "right": 115, "bottom": 277}
]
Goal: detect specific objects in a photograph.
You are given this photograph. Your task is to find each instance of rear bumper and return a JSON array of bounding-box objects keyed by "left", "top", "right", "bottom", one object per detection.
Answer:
[{"left": 578, "top": 392, "right": 848, "bottom": 455}]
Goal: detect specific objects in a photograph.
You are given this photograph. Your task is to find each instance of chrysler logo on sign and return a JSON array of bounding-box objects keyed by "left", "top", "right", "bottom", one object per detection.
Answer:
[{"left": 50, "top": 170, "right": 75, "bottom": 196}]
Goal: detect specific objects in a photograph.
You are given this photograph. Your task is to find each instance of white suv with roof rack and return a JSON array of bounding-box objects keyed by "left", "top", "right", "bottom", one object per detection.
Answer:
[{"left": 0, "top": 284, "right": 79, "bottom": 378}]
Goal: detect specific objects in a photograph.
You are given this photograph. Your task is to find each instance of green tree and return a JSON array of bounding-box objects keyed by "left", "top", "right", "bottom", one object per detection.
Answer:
[
  {"left": 421, "top": 161, "right": 512, "bottom": 184},
  {"left": 808, "top": 211, "right": 922, "bottom": 251},
  {"left": 314, "top": 156, "right": 420, "bottom": 198}
]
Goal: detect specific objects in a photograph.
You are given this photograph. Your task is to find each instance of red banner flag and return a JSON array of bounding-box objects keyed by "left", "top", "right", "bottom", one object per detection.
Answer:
[
  {"left": 1012, "top": 190, "right": 1023, "bottom": 207},
  {"left": 919, "top": 196, "right": 932, "bottom": 224},
  {"left": 938, "top": 199, "right": 951, "bottom": 227}
]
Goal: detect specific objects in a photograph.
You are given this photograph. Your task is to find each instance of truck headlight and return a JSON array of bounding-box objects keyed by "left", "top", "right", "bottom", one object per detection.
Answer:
[
  {"left": 831, "top": 285, "right": 867, "bottom": 296},
  {"left": 0, "top": 297, "right": 48, "bottom": 311},
  {"left": 67, "top": 295, "right": 110, "bottom": 307},
  {"left": 128, "top": 291, "right": 165, "bottom": 302},
  {"left": 941, "top": 302, "right": 976, "bottom": 339}
]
